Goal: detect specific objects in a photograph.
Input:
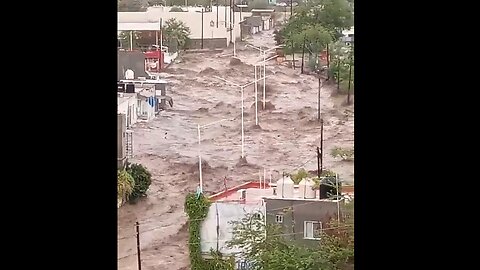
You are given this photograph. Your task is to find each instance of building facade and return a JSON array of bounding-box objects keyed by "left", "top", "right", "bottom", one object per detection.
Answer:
[
  {"left": 200, "top": 181, "right": 272, "bottom": 266},
  {"left": 118, "top": 6, "right": 251, "bottom": 49}
]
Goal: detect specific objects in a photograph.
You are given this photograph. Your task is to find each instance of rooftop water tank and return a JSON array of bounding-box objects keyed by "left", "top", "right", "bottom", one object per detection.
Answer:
[
  {"left": 276, "top": 176, "right": 294, "bottom": 198},
  {"left": 125, "top": 69, "right": 135, "bottom": 80},
  {"left": 298, "top": 178, "right": 316, "bottom": 199}
]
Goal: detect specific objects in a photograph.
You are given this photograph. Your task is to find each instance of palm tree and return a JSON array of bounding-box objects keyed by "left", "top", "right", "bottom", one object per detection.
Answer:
[{"left": 163, "top": 18, "right": 191, "bottom": 52}]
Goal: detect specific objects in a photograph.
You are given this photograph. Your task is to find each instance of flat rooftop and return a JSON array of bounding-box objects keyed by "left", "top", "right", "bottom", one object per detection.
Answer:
[
  {"left": 209, "top": 181, "right": 272, "bottom": 204},
  {"left": 209, "top": 181, "right": 354, "bottom": 203}
]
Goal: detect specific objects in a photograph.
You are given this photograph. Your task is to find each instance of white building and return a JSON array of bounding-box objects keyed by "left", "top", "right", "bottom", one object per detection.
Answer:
[
  {"left": 200, "top": 181, "right": 272, "bottom": 267},
  {"left": 118, "top": 92, "right": 138, "bottom": 128},
  {"left": 118, "top": 6, "right": 251, "bottom": 48}
]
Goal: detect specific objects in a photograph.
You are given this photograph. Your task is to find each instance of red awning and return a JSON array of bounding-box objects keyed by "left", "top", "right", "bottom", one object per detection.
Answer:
[{"left": 144, "top": 51, "right": 162, "bottom": 59}]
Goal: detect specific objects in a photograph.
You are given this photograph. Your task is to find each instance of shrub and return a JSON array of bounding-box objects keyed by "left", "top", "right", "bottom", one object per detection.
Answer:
[
  {"left": 290, "top": 168, "right": 309, "bottom": 184},
  {"left": 331, "top": 147, "right": 354, "bottom": 161},
  {"left": 118, "top": 170, "right": 135, "bottom": 200},
  {"left": 126, "top": 163, "right": 152, "bottom": 200}
]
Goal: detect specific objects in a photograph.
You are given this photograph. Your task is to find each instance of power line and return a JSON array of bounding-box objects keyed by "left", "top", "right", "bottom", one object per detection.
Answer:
[
  {"left": 118, "top": 224, "right": 353, "bottom": 259},
  {"left": 118, "top": 199, "right": 353, "bottom": 241}
]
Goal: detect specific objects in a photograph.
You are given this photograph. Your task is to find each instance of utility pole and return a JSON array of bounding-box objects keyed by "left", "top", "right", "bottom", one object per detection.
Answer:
[
  {"left": 337, "top": 59, "right": 340, "bottom": 92},
  {"left": 229, "top": 0, "right": 233, "bottom": 43},
  {"left": 347, "top": 59, "right": 352, "bottom": 104},
  {"left": 316, "top": 146, "right": 321, "bottom": 179},
  {"left": 326, "top": 43, "right": 330, "bottom": 80},
  {"left": 301, "top": 34, "right": 306, "bottom": 74},
  {"left": 135, "top": 221, "right": 142, "bottom": 270},
  {"left": 216, "top": 0, "right": 219, "bottom": 28},
  {"left": 290, "top": 0, "right": 293, "bottom": 16},
  {"left": 320, "top": 119, "right": 324, "bottom": 175},
  {"left": 318, "top": 77, "right": 322, "bottom": 120},
  {"left": 224, "top": 0, "right": 227, "bottom": 28},
  {"left": 292, "top": 39, "right": 295, "bottom": 70},
  {"left": 158, "top": 18, "right": 163, "bottom": 72}
]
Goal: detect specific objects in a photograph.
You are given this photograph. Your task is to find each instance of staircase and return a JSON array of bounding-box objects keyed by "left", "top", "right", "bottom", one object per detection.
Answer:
[{"left": 125, "top": 130, "right": 134, "bottom": 159}]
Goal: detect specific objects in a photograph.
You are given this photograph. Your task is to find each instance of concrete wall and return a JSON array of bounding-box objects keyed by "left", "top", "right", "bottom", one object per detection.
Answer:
[
  {"left": 118, "top": 94, "right": 138, "bottom": 128},
  {"left": 117, "top": 114, "right": 126, "bottom": 169},
  {"left": 265, "top": 198, "right": 339, "bottom": 247},
  {"left": 189, "top": 38, "right": 228, "bottom": 49},
  {"left": 200, "top": 202, "right": 265, "bottom": 256},
  {"left": 118, "top": 51, "right": 148, "bottom": 81}
]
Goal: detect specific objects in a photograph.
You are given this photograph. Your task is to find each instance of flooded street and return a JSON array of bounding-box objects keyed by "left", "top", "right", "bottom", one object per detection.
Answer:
[{"left": 118, "top": 30, "right": 354, "bottom": 270}]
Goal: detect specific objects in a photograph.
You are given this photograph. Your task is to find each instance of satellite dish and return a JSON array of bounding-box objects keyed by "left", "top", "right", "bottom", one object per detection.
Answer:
[{"left": 125, "top": 69, "right": 134, "bottom": 80}]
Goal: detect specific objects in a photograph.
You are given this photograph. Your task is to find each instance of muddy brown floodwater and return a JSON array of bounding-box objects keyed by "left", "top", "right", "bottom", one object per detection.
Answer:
[{"left": 118, "top": 29, "right": 354, "bottom": 270}]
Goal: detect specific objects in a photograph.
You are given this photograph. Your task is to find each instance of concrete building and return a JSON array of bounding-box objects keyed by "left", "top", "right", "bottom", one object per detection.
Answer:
[
  {"left": 118, "top": 50, "right": 149, "bottom": 81},
  {"left": 200, "top": 181, "right": 272, "bottom": 267},
  {"left": 117, "top": 114, "right": 127, "bottom": 169},
  {"left": 241, "top": 16, "right": 262, "bottom": 35},
  {"left": 264, "top": 176, "right": 347, "bottom": 247},
  {"left": 118, "top": 6, "right": 251, "bottom": 49},
  {"left": 118, "top": 92, "right": 138, "bottom": 129},
  {"left": 341, "top": 27, "right": 354, "bottom": 46},
  {"left": 250, "top": 9, "right": 274, "bottom": 31},
  {"left": 119, "top": 78, "right": 172, "bottom": 114}
]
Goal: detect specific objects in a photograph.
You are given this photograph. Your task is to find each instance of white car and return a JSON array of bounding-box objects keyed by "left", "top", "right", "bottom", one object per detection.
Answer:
[{"left": 276, "top": 2, "right": 287, "bottom": 7}]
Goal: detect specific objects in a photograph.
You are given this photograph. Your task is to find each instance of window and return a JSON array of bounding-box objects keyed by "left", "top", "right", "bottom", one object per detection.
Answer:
[
  {"left": 273, "top": 187, "right": 277, "bottom": 195},
  {"left": 304, "top": 221, "right": 322, "bottom": 240},
  {"left": 275, "top": 214, "right": 283, "bottom": 223}
]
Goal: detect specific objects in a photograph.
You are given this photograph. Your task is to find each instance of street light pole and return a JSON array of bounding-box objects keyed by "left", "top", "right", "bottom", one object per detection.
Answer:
[
  {"left": 347, "top": 60, "right": 352, "bottom": 104},
  {"left": 263, "top": 51, "right": 266, "bottom": 110},
  {"left": 254, "top": 65, "right": 258, "bottom": 125},
  {"left": 197, "top": 118, "right": 234, "bottom": 189},
  {"left": 246, "top": 44, "right": 280, "bottom": 110},
  {"left": 213, "top": 75, "right": 272, "bottom": 158},
  {"left": 201, "top": 9, "right": 204, "bottom": 49},
  {"left": 241, "top": 86, "right": 245, "bottom": 157}
]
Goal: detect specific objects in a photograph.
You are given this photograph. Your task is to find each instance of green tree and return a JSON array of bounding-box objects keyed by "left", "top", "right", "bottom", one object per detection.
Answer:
[
  {"left": 328, "top": 41, "right": 354, "bottom": 94},
  {"left": 290, "top": 168, "right": 309, "bottom": 184},
  {"left": 126, "top": 163, "right": 152, "bottom": 200},
  {"left": 280, "top": 0, "right": 353, "bottom": 53},
  {"left": 117, "top": 170, "right": 135, "bottom": 201},
  {"left": 227, "top": 212, "right": 337, "bottom": 270},
  {"left": 118, "top": 0, "right": 147, "bottom": 12},
  {"left": 315, "top": 0, "right": 353, "bottom": 36},
  {"left": 163, "top": 18, "right": 191, "bottom": 51},
  {"left": 118, "top": 31, "right": 142, "bottom": 49},
  {"left": 289, "top": 24, "right": 333, "bottom": 71},
  {"left": 320, "top": 200, "right": 354, "bottom": 269}
]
